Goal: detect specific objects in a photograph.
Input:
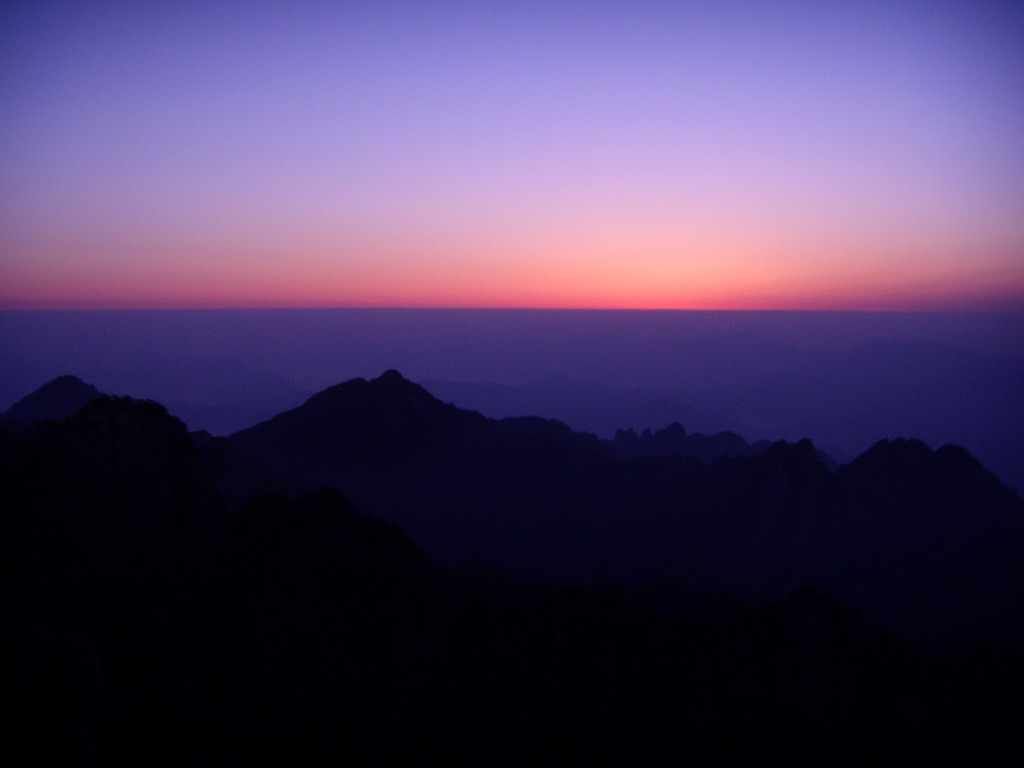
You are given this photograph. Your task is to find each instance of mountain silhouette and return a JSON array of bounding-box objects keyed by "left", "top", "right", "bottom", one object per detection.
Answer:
[
  {"left": 9, "top": 372, "right": 1018, "bottom": 651},
  {"left": 190, "top": 429, "right": 300, "bottom": 509},
  {"left": 227, "top": 370, "right": 1024, "bottom": 652},
  {"left": 232, "top": 369, "right": 496, "bottom": 469},
  {"left": 230, "top": 370, "right": 617, "bottom": 580},
  {"left": 3, "top": 396, "right": 439, "bottom": 764},
  {"left": 609, "top": 420, "right": 775, "bottom": 462},
  {"left": 4, "top": 380, "right": 1023, "bottom": 764},
  {"left": 3, "top": 374, "right": 104, "bottom": 424}
]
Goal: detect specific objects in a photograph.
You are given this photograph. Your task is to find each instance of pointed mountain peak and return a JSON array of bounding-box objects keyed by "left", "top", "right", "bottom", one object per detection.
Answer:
[
  {"left": 46, "top": 374, "right": 89, "bottom": 387},
  {"left": 850, "top": 438, "right": 935, "bottom": 469},
  {"left": 302, "top": 370, "right": 442, "bottom": 412},
  {"left": 230, "top": 370, "right": 488, "bottom": 467},
  {"left": 4, "top": 375, "right": 105, "bottom": 424},
  {"left": 841, "top": 437, "right": 1014, "bottom": 498},
  {"left": 375, "top": 369, "right": 408, "bottom": 383},
  {"left": 367, "top": 369, "right": 440, "bottom": 403}
]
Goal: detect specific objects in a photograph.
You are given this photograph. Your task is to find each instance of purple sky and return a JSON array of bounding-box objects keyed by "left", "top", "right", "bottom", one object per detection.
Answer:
[{"left": 2, "top": 0, "right": 1023, "bottom": 309}]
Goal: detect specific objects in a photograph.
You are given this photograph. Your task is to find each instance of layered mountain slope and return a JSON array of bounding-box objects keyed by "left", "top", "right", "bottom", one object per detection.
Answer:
[
  {"left": 231, "top": 370, "right": 1024, "bottom": 651},
  {"left": 2, "top": 396, "right": 229, "bottom": 632},
  {"left": 2, "top": 374, "right": 104, "bottom": 424},
  {"left": 1, "top": 395, "right": 444, "bottom": 765},
  {"left": 232, "top": 368, "right": 599, "bottom": 473},
  {"left": 3, "top": 379, "right": 1023, "bottom": 764},
  {"left": 834, "top": 439, "right": 1024, "bottom": 644},
  {"left": 5, "top": 371, "right": 1022, "bottom": 652},
  {"left": 232, "top": 371, "right": 620, "bottom": 575}
]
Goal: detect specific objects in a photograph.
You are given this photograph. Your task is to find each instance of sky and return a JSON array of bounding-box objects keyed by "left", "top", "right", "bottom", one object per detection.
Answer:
[{"left": 2, "top": 0, "right": 1023, "bottom": 311}]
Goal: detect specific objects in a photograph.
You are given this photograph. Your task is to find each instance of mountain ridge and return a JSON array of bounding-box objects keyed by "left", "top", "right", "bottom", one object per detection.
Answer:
[
  {"left": 6, "top": 371, "right": 1023, "bottom": 652},
  {"left": 225, "top": 369, "right": 1024, "bottom": 651},
  {"left": 4, "top": 373, "right": 1023, "bottom": 763}
]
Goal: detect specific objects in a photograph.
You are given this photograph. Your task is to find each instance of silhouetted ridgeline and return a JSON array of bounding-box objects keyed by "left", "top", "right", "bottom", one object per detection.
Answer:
[
  {"left": 228, "top": 370, "right": 1024, "bottom": 651},
  {"left": 3, "top": 374, "right": 1023, "bottom": 765},
  {"left": 4, "top": 309, "right": 1022, "bottom": 492}
]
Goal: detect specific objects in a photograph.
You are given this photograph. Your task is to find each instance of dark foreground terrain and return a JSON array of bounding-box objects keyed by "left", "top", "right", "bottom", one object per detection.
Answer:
[{"left": 3, "top": 375, "right": 1023, "bottom": 765}]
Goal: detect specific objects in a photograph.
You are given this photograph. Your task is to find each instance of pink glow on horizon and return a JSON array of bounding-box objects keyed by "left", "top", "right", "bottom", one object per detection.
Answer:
[
  {"left": 3, "top": 241, "right": 1021, "bottom": 312},
  {"left": 2, "top": 1, "right": 1022, "bottom": 313}
]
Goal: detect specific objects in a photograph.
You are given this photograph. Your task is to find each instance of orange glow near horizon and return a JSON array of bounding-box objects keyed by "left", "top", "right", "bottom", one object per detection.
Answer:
[
  {"left": 4, "top": 257, "right": 1022, "bottom": 312},
  {"left": 4, "top": 2, "right": 1023, "bottom": 315},
  {"left": 3, "top": 224, "right": 1022, "bottom": 312}
]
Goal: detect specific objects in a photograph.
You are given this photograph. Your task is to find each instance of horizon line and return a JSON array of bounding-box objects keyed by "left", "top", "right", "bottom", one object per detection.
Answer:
[{"left": 2, "top": 304, "right": 1023, "bottom": 315}]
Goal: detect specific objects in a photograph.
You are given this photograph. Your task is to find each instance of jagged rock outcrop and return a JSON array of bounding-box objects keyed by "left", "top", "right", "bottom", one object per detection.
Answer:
[{"left": 610, "top": 420, "right": 768, "bottom": 461}]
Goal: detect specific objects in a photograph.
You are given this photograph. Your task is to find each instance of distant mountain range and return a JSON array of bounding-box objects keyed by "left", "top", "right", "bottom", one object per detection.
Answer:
[
  {"left": 229, "top": 370, "right": 1024, "bottom": 653},
  {"left": 3, "top": 371, "right": 1023, "bottom": 764},
  {"left": 6, "top": 370, "right": 1022, "bottom": 652},
  {"left": 4, "top": 310, "right": 1022, "bottom": 495}
]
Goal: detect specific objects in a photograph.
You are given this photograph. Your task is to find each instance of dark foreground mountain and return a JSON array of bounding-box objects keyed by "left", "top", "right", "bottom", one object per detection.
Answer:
[
  {"left": 231, "top": 370, "right": 1024, "bottom": 653},
  {"left": 4, "top": 394, "right": 1022, "bottom": 765}
]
